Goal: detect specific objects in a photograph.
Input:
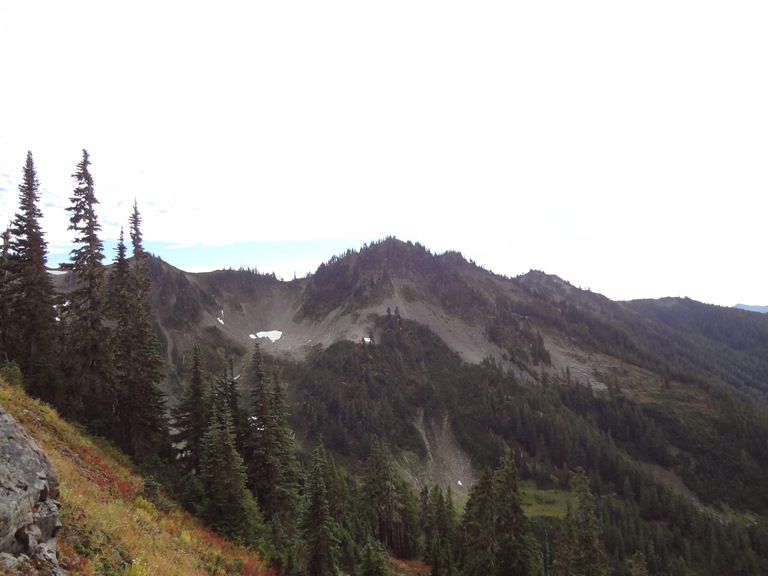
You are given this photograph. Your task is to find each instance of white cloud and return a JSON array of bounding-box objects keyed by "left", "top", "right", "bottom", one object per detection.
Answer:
[{"left": 1, "top": 2, "right": 767, "bottom": 306}]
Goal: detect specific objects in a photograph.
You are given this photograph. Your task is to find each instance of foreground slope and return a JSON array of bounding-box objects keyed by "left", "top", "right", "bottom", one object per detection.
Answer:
[{"left": 0, "top": 378, "right": 267, "bottom": 576}]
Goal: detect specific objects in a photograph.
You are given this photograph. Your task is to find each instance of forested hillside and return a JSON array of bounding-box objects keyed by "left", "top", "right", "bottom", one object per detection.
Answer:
[{"left": 3, "top": 151, "right": 768, "bottom": 575}]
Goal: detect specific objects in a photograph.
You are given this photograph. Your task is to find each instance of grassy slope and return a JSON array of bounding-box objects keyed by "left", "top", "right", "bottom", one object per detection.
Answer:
[
  {"left": 0, "top": 378, "right": 269, "bottom": 576},
  {"left": 0, "top": 378, "right": 432, "bottom": 576}
]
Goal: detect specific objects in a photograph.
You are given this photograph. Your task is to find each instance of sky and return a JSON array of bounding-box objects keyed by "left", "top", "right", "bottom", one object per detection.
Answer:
[{"left": 1, "top": 2, "right": 767, "bottom": 307}]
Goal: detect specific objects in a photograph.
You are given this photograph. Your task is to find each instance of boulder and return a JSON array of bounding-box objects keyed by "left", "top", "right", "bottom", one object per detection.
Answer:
[{"left": 0, "top": 403, "right": 65, "bottom": 576}]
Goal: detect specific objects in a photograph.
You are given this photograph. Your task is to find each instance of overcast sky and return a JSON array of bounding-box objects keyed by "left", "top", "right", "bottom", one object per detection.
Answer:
[{"left": 1, "top": 2, "right": 766, "bottom": 306}]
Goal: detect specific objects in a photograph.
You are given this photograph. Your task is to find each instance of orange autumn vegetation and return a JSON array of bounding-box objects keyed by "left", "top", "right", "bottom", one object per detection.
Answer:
[
  {"left": 388, "top": 557, "right": 432, "bottom": 575},
  {"left": 0, "top": 377, "right": 271, "bottom": 576}
]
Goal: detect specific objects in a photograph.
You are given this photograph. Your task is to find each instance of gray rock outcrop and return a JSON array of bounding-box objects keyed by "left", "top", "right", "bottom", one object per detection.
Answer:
[{"left": 0, "top": 403, "right": 65, "bottom": 576}]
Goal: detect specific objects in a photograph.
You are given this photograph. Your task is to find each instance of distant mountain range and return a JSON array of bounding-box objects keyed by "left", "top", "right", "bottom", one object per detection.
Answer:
[
  {"left": 49, "top": 235, "right": 768, "bottom": 573},
  {"left": 735, "top": 304, "right": 768, "bottom": 313}
]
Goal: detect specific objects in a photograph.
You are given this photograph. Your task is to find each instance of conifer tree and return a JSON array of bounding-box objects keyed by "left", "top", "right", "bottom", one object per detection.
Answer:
[
  {"left": 460, "top": 467, "right": 498, "bottom": 576},
  {"left": 359, "top": 537, "right": 389, "bottom": 576},
  {"left": 108, "top": 228, "right": 131, "bottom": 440},
  {"left": 221, "top": 356, "right": 249, "bottom": 454},
  {"left": 3, "top": 152, "right": 60, "bottom": 402},
  {"left": 108, "top": 228, "right": 130, "bottom": 324},
  {"left": 244, "top": 343, "right": 300, "bottom": 523},
  {"left": 553, "top": 504, "right": 576, "bottom": 576},
  {"left": 108, "top": 201, "right": 167, "bottom": 461},
  {"left": 323, "top": 450, "right": 368, "bottom": 573},
  {"left": 171, "top": 340, "right": 210, "bottom": 474},
  {"left": 124, "top": 201, "right": 167, "bottom": 461},
  {"left": 200, "top": 378, "right": 261, "bottom": 543},
  {"left": 395, "top": 474, "right": 421, "bottom": 559},
  {"left": 492, "top": 454, "right": 540, "bottom": 576},
  {"left": 362, "top": 436, "right": 400, "bottom": 551},
  {"left": 301, "top": 444, "right": 340, "bottom": 576},
  {"left": 443, "top": 485, "right": 458, "bottom": 553},
  {"left": 0, "top": 228, "right": 11, "bottom": 361},
  {"left": 245, "top": 341, "right": 272, "bottom": 501},
  {"left": 626, "top": 550, "right": 651, "bottom": 576},
  {"left": 419, "top": 485, "right": 436, "bottom": 562},
  {"left": 360, "top": 435, "right": 419, "bottom": 557},
  {"left": 60, "top": 149, "right": 115, "bottom": 423},
  {"left": 460, "top": 456, "right": 541, "bottom": 576},
  {"left": 267, "top": 363, "right": 301, "bottom": 519},
  {"left": 423, "top": 485, "right": 458, "bottom": 576},
  {"left": 553, "top": 467, "right": 609, "bottom": 576},
  {"left": 243, "top": 344, "right": 302, "bottom": 569}
]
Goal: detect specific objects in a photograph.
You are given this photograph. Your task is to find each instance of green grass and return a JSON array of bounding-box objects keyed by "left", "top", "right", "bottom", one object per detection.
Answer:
[{"left": 520, "top": 481, "right": 570, "bottom": 518}]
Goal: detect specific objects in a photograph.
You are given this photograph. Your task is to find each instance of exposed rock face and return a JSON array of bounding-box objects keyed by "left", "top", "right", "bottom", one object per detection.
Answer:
[{"left": 0, "top": 403, "right": 65, "bottom": 576}]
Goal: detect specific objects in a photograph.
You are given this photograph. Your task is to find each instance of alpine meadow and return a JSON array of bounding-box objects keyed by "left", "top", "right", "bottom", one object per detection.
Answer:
[{"left": 4, "top": 150, "right": 768, "bottom": 575}]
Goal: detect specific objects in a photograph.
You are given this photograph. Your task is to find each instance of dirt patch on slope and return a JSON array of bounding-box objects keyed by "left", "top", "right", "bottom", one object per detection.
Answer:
[{"left": 405, "top": 409, "right": 476, "bottom": 496}]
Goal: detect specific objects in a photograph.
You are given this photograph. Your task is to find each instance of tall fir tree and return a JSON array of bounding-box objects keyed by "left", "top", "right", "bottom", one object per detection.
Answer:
[
  {"left": 171, "top": 340, "right": 210, "bottom": 474},
  {"left": 108, "top": 228, "right": 132, "bottom": 442},
  {"left": 60, "top": 149, "right": 115, "bottom": 424},
  {"left": 221, "top": 356, "right": 249, "bottom": 454},
  {"left": 169, "top": 340, "right": 210, "bottom": 511},
  {"left": 443, "top": 486, "right": 458, "bottom": 557},
  {"left": 361, "top": 436, "right": 416, "bottom": 556},
  {"left": 460, "top": 467, "right": 498, "bottom": 576},
  {"left": 423, "top": 485, "right": 458, "bottom": 576},
  {"left": 244, "top": 343, "right": 300, "bottom": 524},
  {"left": 492, "top": 454, "right": 541, "bottom": 576},
  {"left": 553, "top": 468, "right": 609, "bottom": 576},
  {"left": 323, "top": 450, "right": 368, "bottom": 573},
  {"left": 301, "top": 444, "right": 341, "bottom": 576},
  {"left": 266, "top": 363, "right": 301, "bottom": 521},
  {"left": 107, "top": 201, "right": 167, "bottom": 462},
  {"left": 2, "top": 152, "right": 60, "bottom": 401},
  {"left": 200, "top": 378, "right": 261, "bottom": 543},
  {"left": 245, "top": 340, "right": 272, "bottom": 503},
  {"left": 243, "top": 344, "right": 302, "bottom": 570},
  {"left": 394, "top": 476, "right": 421, "bottom": 559},
  {"left": 0, "top": 227, "right": 11, "bottom": 362},
  {"left": 359, "top": 537, "right": 389, "bottom": 576},
  {"left": 123, "top": 200, "right": 167, "bottom": 461},
  {"left": 460, "top": 455, "right": 541, "bottom": 576},
  {"left": 626, "top": 550, "right": 651, "bottom": 576}
]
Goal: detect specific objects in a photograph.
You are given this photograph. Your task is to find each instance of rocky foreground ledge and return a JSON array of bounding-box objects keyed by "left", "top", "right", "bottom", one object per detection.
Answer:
[{"left": 0, "top": 403, "right": 65, "bottom": 576}]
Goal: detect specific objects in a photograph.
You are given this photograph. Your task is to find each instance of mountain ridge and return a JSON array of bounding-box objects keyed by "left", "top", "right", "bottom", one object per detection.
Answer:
[
  {"left": 113, "top": 236, "right": 768, "bottom": 403},
  {"left": 41, "top": 235, "right": 768, "bottom": 573}
]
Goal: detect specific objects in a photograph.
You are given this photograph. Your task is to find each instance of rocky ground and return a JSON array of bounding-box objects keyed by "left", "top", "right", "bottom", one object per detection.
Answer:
[{"left": 0, "top": 404, "right": 64, "bottom": 576}]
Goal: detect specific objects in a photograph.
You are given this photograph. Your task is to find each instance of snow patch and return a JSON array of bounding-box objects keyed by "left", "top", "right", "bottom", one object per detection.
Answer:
[{"left": 251, "top": 330, "right": 282, "bottom": 342}]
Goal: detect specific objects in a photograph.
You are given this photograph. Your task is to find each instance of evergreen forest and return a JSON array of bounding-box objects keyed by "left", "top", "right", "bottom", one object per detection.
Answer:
[{"left": 3, "top": 150, "right": 768, "bottom": 575}]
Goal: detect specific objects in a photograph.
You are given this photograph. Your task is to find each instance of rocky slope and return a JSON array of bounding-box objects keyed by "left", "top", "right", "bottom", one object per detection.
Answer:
[{"left": 0, "top": 404, "right": 63, "bottom": 576}]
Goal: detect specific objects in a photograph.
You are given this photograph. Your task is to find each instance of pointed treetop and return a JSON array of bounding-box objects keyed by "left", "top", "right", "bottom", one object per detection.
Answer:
[
  {"left": 129, "top": 198, "right": 144, "bottom": 253},
  {"left": 73, "top": 149, "right": 93, "bottom": 185}
]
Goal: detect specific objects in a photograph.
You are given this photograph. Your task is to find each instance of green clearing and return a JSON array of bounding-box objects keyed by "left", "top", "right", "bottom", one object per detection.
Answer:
[{"left": 521, "top": 481, "right": 570, "bottom": 518}]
